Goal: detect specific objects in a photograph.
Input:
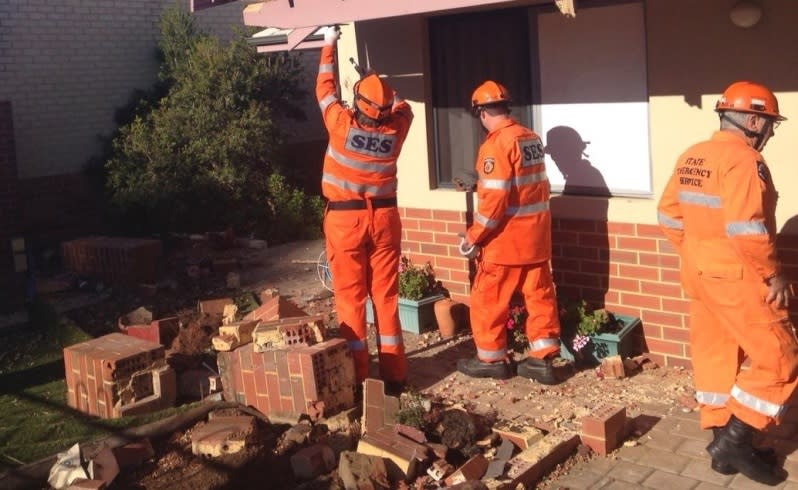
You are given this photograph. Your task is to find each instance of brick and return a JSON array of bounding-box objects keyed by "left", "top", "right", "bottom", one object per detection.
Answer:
[
  {"left": 599, "top": 355, "right": 626, "bottom": 379},
  {"left": 503, "top": 430, "right": 580, "bottom": 488},
  {"left": 580, "top": 404, "right": 627, "bottom": 455},
  {"left": 63, "top": 333, "right": 174, "bottom": 419},
  {"left": 61, "top": 237, "right": 162, "bottom": 284},
  {"left": 444, "top": 454, "right": 488, "bottom": 486},
  {"left": 290, "top": 444, "right": 335, "bottom": 480},
  {"left": 357, "top": 426, "right": 429, "bottom": 481},
  {"left": 111, "top": 439, "right": 154, "bottom": 469}
]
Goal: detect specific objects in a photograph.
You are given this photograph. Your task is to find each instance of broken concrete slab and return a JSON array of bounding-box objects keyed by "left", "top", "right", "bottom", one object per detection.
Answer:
[
  {"left": 190, "top": 415, "right": 256, "bottom": 458},
  {"left": 337, "top": 450, "right": 390, "bottom": 490}
]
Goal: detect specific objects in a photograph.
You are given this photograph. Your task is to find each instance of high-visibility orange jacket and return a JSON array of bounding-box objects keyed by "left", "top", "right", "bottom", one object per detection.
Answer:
[
  {"left": 658, "top": 131, "right": 780, "bottom": 283},
  {"left": 657, "top": 129, "right": 798, "bottom": 430},
  {"left": 316, "top": 45, "right": 413, "bottom": 202},
  {"left": 466, "top": 118, "right": 551, "bottom": 265}
]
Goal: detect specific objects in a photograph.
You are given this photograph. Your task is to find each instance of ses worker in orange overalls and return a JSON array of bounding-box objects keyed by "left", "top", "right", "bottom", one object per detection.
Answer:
[
  {"left": 316, "top": 27, "right": 413, "bottom": 395},
  {"left": 658, "top": 81, "right": 798, "bottom": 486},
  {"left": 456, "top": 81, "right": 561, "bottom": 384}
]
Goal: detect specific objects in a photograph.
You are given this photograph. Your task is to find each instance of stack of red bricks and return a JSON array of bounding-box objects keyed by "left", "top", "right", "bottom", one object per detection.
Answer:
[
  {"left": 61, "top": 236, "right": 162, "bottom": 284},
  {"left": 214, "top": 292, "right": 356, "bottom": 421},
  {"left": 63, "top": 333, "right": 176, "bottom": 419}
]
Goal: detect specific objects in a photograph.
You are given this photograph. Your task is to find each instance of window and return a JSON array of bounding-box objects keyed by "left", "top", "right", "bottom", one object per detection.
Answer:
[
  {"left": 429, "top": 1, "right": 651, "bottom": 197},
  {"left": 429, "top": 7, "right": 533, "bottom": 188}
]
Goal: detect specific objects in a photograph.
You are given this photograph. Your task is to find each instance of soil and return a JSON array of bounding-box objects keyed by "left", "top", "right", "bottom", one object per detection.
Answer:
[{"left": 50, "top": 236, "right": 696, "bottom": 489}]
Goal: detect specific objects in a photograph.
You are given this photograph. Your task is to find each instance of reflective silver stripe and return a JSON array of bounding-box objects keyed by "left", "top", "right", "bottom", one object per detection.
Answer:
[
  {"left": 481, "top": 179, "right": 511, "bottom": 191},
  {"left": 327, "top": 145, "right": 395, "bottom": 174},
  {"left": 477, "top": 347, "right": 506, "bottom": 361},
  {"left": 731, "top": 385, "right": 784, "bottom": 417},
  {"left": 529, "top": 337, "right": 559, "bottom": 351},
  {"left": 726, "top": 221, "right": 767, "bottom": 236},
  {"left": 319, "top": 94, "right": 337, "bottom": 112},
  {"left": 506, "top": 201, "right": 550, "bottom": 216},
  {"left": 678, "top": 190, "right": 721, "bottom": 208},
  {"left": 474, "top": 212, "right": 500, "bottom": 229},
  {"left": 347, "top": 339, "right": 366, "bottom": 351},
  {"left": 322, "top": 172, "right": 397, "bottom": 196},
  {"left": 319, "top": 63, "right": 334, "bottom": 73},
  {"left": 695, "top": 390, "right": 729, "bottom": 406},
  {"left": 514, "top": 172, "right": 548, "bottom": 186},
  {"left": 378, "top": 334, "right": 403, "bottom": 346},
  {"left": 657, "top": 212, "right": 684, "bottom": 230}
]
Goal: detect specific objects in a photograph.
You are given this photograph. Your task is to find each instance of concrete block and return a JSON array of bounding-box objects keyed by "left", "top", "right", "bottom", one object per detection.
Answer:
[{"left": 492, "top": 421, "right": 544, "bottom": 450}]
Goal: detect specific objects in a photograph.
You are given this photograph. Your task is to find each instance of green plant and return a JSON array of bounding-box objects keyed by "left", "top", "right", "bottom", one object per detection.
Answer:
[
  {"left": 103, "top": 6, "right": 319, "bottom": 243},
  {"left": 398, "top": 256, "right": 439, "bottom": 301}
]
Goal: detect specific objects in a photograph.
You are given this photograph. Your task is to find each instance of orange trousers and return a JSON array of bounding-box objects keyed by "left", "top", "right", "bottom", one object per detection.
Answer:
[
  {"left": 323, "top": 205, "right": 406, "bottom": 384},
  {"left": 687, "top": 270, "right": 798, "bottom": 430},
  {"left": 470, "top": 260, "right": 561, "bottom": 362}
]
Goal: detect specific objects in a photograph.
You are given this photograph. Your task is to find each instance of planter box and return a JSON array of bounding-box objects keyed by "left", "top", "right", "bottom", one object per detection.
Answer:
[
  {"left": 366, "top": 294, "right": 444, "bottom": 334},
  {"left": 560, "top": 314, "right": 641, "bottom": 365}
]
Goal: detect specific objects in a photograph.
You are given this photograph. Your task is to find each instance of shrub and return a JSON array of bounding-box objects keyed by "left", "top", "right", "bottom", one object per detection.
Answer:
[{"left": 103, "top": 6, "right": 321, "bottom": 243}]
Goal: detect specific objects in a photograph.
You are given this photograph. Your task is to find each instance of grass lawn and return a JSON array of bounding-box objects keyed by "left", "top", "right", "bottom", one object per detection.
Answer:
[{"left": 0, "top": 300, "right": 191, "bottom": 473}]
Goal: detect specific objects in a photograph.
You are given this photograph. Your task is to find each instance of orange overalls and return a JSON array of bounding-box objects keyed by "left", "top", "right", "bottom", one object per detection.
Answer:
[
  {"left": 466, "top": 118, "right": 560, "bottom": 363},
  {"left": 316, "top": 44, "right": 413, "bottom": 384},
  {"left": 657, "top": 130, "right": 798, "bottom": 430}
]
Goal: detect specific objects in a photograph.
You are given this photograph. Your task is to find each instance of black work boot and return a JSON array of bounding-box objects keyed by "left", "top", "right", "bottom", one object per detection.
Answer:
[
  {"left": 384, "top": 380, "right": 406, "bottom": 397},
  {"left": 456, "top": 357, "right": 512, "bottom": 379},
  {"left": 706, "top": 415, "right": 786, "bottom": 485},
  {"left": 710, "top": 427, "right": 778, "bottom": 475},
  {"left": 516, "top": 356, "right": 559, "bottom": 385}
]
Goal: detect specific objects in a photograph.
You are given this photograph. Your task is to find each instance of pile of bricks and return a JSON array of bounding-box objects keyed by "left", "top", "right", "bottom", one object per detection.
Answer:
[
  {"left": 212, "top": 292, "right": 356, "bottom": 421},
  {"left": 62, "top": 236, "right": 162, "bottom": 284},
  {"left": 63, "top": 333, "right": 176, "bottom": 419}
]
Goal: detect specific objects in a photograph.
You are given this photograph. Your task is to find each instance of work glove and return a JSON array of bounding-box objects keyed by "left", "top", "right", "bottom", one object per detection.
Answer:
[
  {"left": 321, "top": 25, "right": 340, "bottom": 45},
  {"left": 457, "top": 234, "right": 480, "bottom": 260}
]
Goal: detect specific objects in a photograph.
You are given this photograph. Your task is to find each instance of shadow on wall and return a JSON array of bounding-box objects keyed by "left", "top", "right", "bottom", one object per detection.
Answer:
[
  {"left": 778, "top": 214, "right": 798, "bottom": 325},
  {"left": 547, "top": 126, "right": 610, "bottom": 309}
]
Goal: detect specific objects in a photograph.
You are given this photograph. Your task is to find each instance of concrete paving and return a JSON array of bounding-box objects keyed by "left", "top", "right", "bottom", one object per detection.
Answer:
[{"left": 546, "top": 405, "right": 798, "bottom": 489}]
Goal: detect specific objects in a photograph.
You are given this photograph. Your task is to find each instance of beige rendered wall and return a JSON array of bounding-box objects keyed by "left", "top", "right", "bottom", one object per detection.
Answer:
[{"left": 341, "top": 1, "right": 798, "bottom": 233}]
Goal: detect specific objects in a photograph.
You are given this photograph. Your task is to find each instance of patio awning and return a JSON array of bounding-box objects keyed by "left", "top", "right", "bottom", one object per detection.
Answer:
[
  {"left": 242, "top": 0, "right": 528, "bottom": 29},
  {"left": 190, "top": 0, "right": 237, "bottom": 13},
  {"left": 247, "top": 26, "right": 326, "bottom": 53}
]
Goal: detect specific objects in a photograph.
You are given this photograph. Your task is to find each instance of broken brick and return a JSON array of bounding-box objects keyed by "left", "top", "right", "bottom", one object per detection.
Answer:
[
  {"left": 191, "top": 415, "right": 256, "bottom": 458},
  {"left": 111, "top": 439, "right": 154, "bottom": 469},
  {"left": 290, "top": 444, "right": 336, "bottom": 480},
  {"left": 599, "top": 355, "right": 626, "bottom": 379},
  {"left": 444, "top": 454, "right": 488, "bottom": 486},
  {"left": 491, "top": 421, "right": 544, "bottom": 450},
  {"left": 504, "top": 430, "right": 579, "bottom": 488}
]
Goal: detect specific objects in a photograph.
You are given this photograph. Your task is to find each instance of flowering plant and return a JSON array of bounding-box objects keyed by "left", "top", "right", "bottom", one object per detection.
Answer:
[
  {"left": 506, "top": 298, "right": 623, "bottom": 355},
  {"left": 560, "top": 298, "right": 622, "bottom": 353},
  {"left": 398, "top": 256, "right": 440, "bottom": 300},
  {"left": 507, "top": 304, "right": 529, "bottom": 355}
]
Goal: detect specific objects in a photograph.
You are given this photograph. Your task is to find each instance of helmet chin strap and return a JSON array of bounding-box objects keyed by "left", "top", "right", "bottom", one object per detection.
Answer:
[{"left": 720, "top": 113, "right": 768, "bottom": 151}]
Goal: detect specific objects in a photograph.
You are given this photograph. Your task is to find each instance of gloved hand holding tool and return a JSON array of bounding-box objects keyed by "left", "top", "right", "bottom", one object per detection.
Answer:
[{"left": 457, "top": 232, "right": 480, "bottom": 260}]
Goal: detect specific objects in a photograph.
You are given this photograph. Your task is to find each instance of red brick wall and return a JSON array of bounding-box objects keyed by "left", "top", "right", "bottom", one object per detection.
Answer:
[{"left": 399, "top": 207, "right": 798, "bottom": 369}]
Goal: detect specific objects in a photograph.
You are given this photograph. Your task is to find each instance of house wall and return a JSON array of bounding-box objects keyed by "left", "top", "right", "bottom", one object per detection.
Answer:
[{"left": 340, "top": 0, "right": 798, "bottom": 368}]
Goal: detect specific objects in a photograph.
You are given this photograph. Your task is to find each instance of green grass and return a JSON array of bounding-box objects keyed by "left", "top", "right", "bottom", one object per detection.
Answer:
[{"left": 0, "top": 300, "right": 194, "bottom": 472}]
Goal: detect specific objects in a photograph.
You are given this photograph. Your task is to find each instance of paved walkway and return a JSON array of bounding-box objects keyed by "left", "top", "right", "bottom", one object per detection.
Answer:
[{"left": 545, "top": 405, "right": 798, "bottom": 489}]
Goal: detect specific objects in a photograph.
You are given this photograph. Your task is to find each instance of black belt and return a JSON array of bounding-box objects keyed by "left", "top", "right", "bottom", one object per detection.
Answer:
[{"left": 327, "top": 197, "right": 397, "bottom": 210}]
